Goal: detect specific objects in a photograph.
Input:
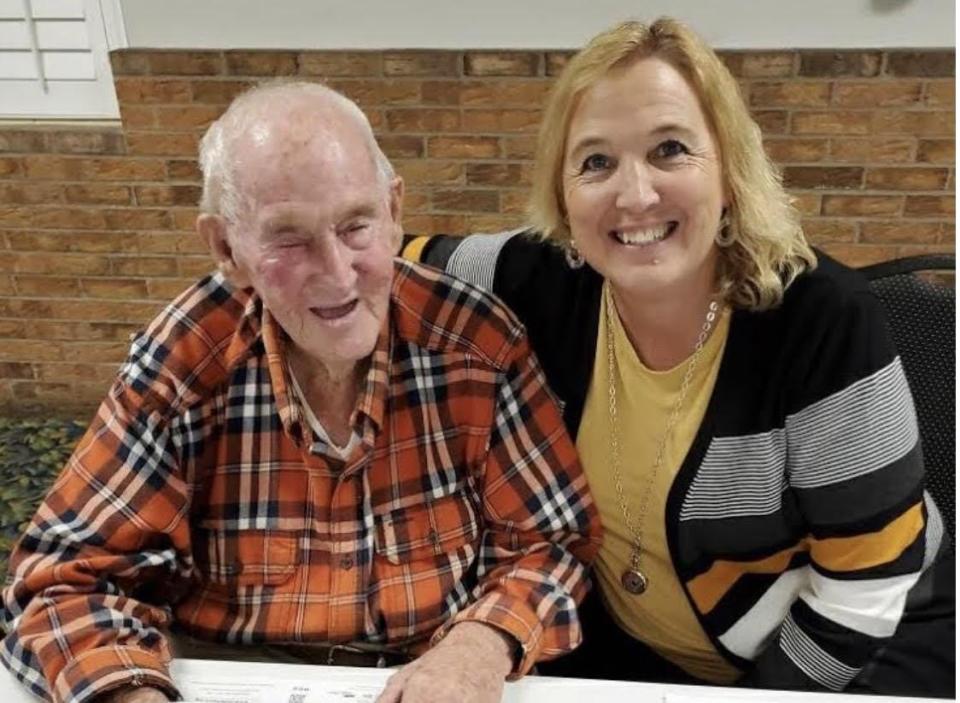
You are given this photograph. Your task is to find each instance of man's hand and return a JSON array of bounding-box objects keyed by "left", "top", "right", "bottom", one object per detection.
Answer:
[
  {"left": 94, "top": 685, "right": 170, "bottom": 703},
  {"left": 375, "top": 622, "right": 516, "bottom": 703}
]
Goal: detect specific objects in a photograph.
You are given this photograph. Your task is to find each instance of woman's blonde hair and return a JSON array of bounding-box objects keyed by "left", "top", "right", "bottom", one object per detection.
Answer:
[{"left": 529, "top": 17, "right": 816, "bottom": 310}]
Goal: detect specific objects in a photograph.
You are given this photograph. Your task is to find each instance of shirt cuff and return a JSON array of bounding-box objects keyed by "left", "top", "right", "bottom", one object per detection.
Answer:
[
  {"left": 430, "top": 596, "right": 546, "bottom": 679},
  {"left": 55, "top": 645, "right": 181, "bottom": 703}
]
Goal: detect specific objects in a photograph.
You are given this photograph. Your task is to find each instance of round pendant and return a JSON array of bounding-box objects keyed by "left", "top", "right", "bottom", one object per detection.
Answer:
[{"left": 621, "top": 568, "right": 648, "bottom": 594}]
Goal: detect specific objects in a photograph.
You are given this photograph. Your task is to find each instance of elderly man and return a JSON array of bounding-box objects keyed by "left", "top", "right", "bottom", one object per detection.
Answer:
[{"left": 1, "top": 82, "right": 601, "bottom": 703}]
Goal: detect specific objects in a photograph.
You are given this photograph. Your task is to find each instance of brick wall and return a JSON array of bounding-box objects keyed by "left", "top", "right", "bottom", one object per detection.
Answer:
[{"left": 0, "top": 48, "right": 954, "bottom": 417}]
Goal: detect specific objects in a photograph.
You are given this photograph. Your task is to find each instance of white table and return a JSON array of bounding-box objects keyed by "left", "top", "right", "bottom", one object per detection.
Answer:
[{"left": 1, "top": 657, "right": 939, "bottom": 703}]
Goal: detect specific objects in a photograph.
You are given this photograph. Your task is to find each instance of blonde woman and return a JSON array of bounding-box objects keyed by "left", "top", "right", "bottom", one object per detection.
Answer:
[{"left": 403, "top": 17, "right": 952, "bottom": 697}]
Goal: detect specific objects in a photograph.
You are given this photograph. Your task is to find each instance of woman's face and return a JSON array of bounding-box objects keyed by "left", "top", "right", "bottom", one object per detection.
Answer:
[{"left": 562, "top": 57, "right": 727, "bottom": 303}]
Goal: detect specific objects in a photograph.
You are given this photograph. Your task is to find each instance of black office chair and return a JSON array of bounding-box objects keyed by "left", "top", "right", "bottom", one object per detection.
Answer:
[{"left": 859, "top": 254, "right": 955, "bottom": 554}]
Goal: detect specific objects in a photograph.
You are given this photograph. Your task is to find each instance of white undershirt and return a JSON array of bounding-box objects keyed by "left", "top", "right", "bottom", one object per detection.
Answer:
[{"left": 287, "top": 368, "right": 361, "bottom": 460}]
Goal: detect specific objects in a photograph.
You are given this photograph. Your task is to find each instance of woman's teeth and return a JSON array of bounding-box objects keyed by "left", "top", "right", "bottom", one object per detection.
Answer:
[{"left": 613, "top": 223, "right": 673, "bottom": 245}]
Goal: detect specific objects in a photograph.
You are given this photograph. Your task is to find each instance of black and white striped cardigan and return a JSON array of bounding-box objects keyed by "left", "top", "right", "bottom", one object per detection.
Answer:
[{"left": 402, "top": 229, "right": 947, "bottom": 692}]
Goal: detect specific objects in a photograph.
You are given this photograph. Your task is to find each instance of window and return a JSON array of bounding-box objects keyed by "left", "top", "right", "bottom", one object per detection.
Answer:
[{"left": 0, "top": 0, "right": 119, "bottom": 119}]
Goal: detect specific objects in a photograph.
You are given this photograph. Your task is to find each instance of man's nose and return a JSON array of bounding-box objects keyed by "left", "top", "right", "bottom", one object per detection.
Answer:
[
  {"left": 311, "top": 237, "right": 355, "bottom": 287},
  {"left": 614, "top": 161, "right": 660, "bottom": 212}
]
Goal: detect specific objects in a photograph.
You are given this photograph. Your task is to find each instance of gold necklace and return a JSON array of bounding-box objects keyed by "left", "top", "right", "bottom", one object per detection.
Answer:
[{"left": 605, "top": 285, "right": 720, "bottom": 595}]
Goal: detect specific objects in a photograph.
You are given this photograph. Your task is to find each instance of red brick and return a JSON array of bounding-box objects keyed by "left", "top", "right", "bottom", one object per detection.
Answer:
[
  {"left": 0, "top": 130, "right": 48, "bottom": 153},
  {"left": 462, "top": 109, "right": 542, "bottom": 133},
  {"left": 885, "top": 51, "right": 954, "bottom": 78},
  {"left": 401, "top": 191, "right": 430, "bottom": 213},
  {"left": 126, "top": 132, "right": 198, "bottom": 157},
  {"left": 10, "top": 252, "right": 111, "bottom": 275},
  {"left": 103, "top": 209, "right": 173, "bottom": 230},
  {"left": 299, "top": 52, "right": 381, "bottom": 77},
  {"left": 860, "top": 221, "right": 943, "bottom": 244},
  {"left": 403, "top": 214, "right": 467, "bottom": 235},
  {"left": 801, "top": 219, "right": 858, "bottom": 244},
  {"left": 464, "top": 52, "right": 539, "bottom": 77},
  {"left": 55, "top": 342, "right": 131, "bottom": 362},
  {"left": 0, "top": 207, "right": 33, "bottom": 227},
  {"left": 376, "top": 135, "right": 425, "bottom": 159},
  {"left": 750, "top": 82, "right": 830, "bottom": 107},
  {"left": 832, "top": 81, "right": 923, "bottom": 107},
  {"left": 903, "top": 196, "right": 954, "bottom": 217},
  {"left": 147, "top": 278, "right": 199, "bottom": 300},
  {"left": 0, "top": 183, "right": 63, "bottom": 204},
  {"left": 466, "top": 163, "right": 532, "bottom": 187},
  {"left": 22, "top": 155, "right": 83, "bottom": 180},
  {"left": 0, "top": 340, "right": 62, "bottom": 361},
  {"left": 0, "top": 362, "right": 33, "bottom": 378},
  {"left": 791, "top": 193, "right": 822, "bottom": 216},
  {"left": 147, "top": 51, "right": 224, "bottom": 76},
  {"left": 178, "top": 258, "right": 215, "bottom": 277},
  {"left": 31, "top": 208, "right": 108, "bottom": 230},
  {"left": 821, "top": 244, "right": 899, "bottom": 266},
  {"left": 798, "top": 51, "right": 882, "bottom": 77},
  {"left": 792, "top": 111, "right": 872, "bottom": 135},
  {"left": 917, "top": 140, "right": 955, "bottom": 164},
  {"left": 0, "top": 157, "right": 22, "bottom": 177},
  {"left": 137, "top": 233, "right": 207, "bottom": 255},
  {"left": 4, "top": 230, "right": 138, "bottom": 254},
  {"left": 500, "top": 191, "right": 529, "bottom": 215},
  {"left": 114, "top": 78, "right": 192, "bottom": 104},
  {"left": 864, "top": 168, "right": 949, "bottom": 191},
  {"left": 14, "top": 275, "right": 82, "bottom": 297},
  {"left": 420, "top": 81, "right": 462, "bottom": 106},
  {"left": 385, "top": 109, "right": 461, "bottom": 132},
  {"left": 64, "top": 184, "right": 133, "bottom": 205},
  {"left": 546, "top": 52, "right": 573, "bottom": 77},
  {"left": 764, "top": 138, "right": 829, "bottom": 163},
  {"left": 822, "top": 195, "right": 903, "bottom": 216},
  {"left": 135, "top": 185, "right": 202, "bottom": 206},
  {"left": 110, "top": 256, "right": 179, "bottom": 277},
  {"left": 33, "top": 363, "right": 119, "bottom": 385},
  {"left": 433, "top": 190, "right": 499, "bottom": 212},
  {"left": 465, "top": 215, "right": 524, "bottom": 232},
  {"left": 49, "top": 130, "right": 125, "bottom": 155},
  {"left": 81, "top": 278, "right": 150, "bottom": 299},
  {"left": 829, "top": 138, "right": 915, "bottom": 164},
  {"left": 502, "top": 136, "right": 538, "bottom": 160},
  {"left": 189, "top": 80, "right": 254, "bottom": 104},
  {"left": 87, "top": 157, "right": 167, "bottom": 181},
  {"left": 166, "top": 159, "right": 202, "bottom": 181},
  {"left": 871, "top": 111, "right": 954, "bottom": 137},
  {"left": 110, "top": 51, "right": 150, "bottom": 76},
  {"left": 751, "top": 111, "right": 789, "bottom": 134},
  {"left": 427, "top": 136, "right": 500, "bottom": 159},
  {"left": 383, "top": 52, "right": 458, "bottom": 77},
  {"left": 328, "top": 79, "right": 421, "bottom": 107},
  {"left": 731, "top": 52, "right": 796, "bottom": 78},
  {"left": 225, "top": 51, "right": 298, "bottom": 76},
  {"left": 393, "top": 160, "right": 463, "bottom": 186},
  {"left": 924, "top": 81, "right": 955, "bottom": 107},
  {"left": 459, "top": 80, "right": 551, "bottom": 108},
  {"left": 154, "top": 105, "right": 224, "bottom": 130},
  {"left": 119, "top": 105, "right": 156, "bottom": 129},
  {"left": 783, "top": 166, "right": 863, "bottom": 189}
]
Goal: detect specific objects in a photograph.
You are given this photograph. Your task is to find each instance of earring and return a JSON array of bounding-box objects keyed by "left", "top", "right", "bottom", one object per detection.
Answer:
[
  {"left": 565, "top": 241, "right": 585, "bottom": 269},
  {"left": 715, "top": 210, "right": 735, "bottom": 247}
]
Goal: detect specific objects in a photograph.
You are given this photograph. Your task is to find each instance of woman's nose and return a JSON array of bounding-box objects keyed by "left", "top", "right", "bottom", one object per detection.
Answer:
[{"left": 614, "top": 161, "right": 660, "bottom": 212}]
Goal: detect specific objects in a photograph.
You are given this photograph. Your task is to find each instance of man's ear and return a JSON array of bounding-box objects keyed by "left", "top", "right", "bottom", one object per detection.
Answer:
[
  {"left": 388, "top": 176, "right": 405, "bottom": 253},
  {"left": 196, "top": 213, "right": 252, "bottom": 289}
]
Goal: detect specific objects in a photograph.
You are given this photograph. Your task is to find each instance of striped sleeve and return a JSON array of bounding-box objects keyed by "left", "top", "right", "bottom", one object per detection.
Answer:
[
  {"left": 0, "top": 384, "right": 188, "bottom": 703},
  {"left": 747, "top": 289, "right": 940, "bottom": 691},
  {"left": 430, "top": 330, "right": 602, "bottom": 676},
  {"left": 401, "top": 231, "right": 522, "bottom": 291}
]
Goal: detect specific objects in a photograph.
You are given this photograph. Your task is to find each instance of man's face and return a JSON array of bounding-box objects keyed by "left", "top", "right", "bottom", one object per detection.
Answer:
[{"left": 224, "top": 114, "right": 402, "bottom": 378}]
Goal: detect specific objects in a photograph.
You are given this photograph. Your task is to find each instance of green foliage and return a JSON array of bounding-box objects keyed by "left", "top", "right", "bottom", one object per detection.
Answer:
[{"left": 0, "top": 418, "right": 85, "bottom": 587}]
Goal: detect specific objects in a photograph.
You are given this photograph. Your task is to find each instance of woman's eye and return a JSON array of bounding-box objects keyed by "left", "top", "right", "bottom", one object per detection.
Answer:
[
  {"left": 654, "top": 139, "right": 689, "bottom": 159},
  {"left": 580, "top": 153, "right": 611, "bottom": 173}
]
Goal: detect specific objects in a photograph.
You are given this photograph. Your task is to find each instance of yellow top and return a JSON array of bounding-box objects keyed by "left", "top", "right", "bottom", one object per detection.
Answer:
[{"left": 576, "top": 284, "right": 739, "bottom": 684}]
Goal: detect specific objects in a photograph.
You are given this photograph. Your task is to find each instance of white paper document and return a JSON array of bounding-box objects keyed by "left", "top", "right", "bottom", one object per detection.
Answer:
[{"left": 179, "top": 676, "right": 382, "bottom": 703}]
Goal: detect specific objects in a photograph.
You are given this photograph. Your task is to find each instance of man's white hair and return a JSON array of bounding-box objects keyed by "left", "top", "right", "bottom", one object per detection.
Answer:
[{"left": 198, "top": 80, "right": 395, "bottom": 221}]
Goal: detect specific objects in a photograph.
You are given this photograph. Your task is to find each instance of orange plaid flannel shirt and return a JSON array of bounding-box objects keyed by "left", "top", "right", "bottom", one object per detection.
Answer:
[{"left": 1, "top": 260, "right": 601, "bottom": 703}]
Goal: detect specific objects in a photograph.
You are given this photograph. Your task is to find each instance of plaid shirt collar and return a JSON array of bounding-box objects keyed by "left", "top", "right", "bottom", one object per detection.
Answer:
[{"left": 257, "top": 291, "right": 390, "bottom": 452}]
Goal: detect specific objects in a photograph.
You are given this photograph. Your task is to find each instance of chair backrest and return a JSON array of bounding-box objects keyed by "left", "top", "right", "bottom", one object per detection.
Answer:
[{"left": 859, "top": 254, "right": 955, "bottom": 554}]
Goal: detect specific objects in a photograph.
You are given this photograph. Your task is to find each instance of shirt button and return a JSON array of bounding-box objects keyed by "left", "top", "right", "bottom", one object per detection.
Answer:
[{"left": 340, "top": 555, "right": 354, "bottom": 570}]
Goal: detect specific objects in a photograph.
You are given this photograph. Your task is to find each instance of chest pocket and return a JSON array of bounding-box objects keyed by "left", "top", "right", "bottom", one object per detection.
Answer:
[
  {"left": 375, "top": 491, "right": 481, "bottom": 564},
  {"left": 193, "top": 526, "right": 300, "bottom": 588}
]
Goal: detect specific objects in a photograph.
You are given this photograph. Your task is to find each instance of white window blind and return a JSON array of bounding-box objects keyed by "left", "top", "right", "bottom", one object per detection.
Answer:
[{"left": 0, "top": 0, "right": 119, "bottom": 118}]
